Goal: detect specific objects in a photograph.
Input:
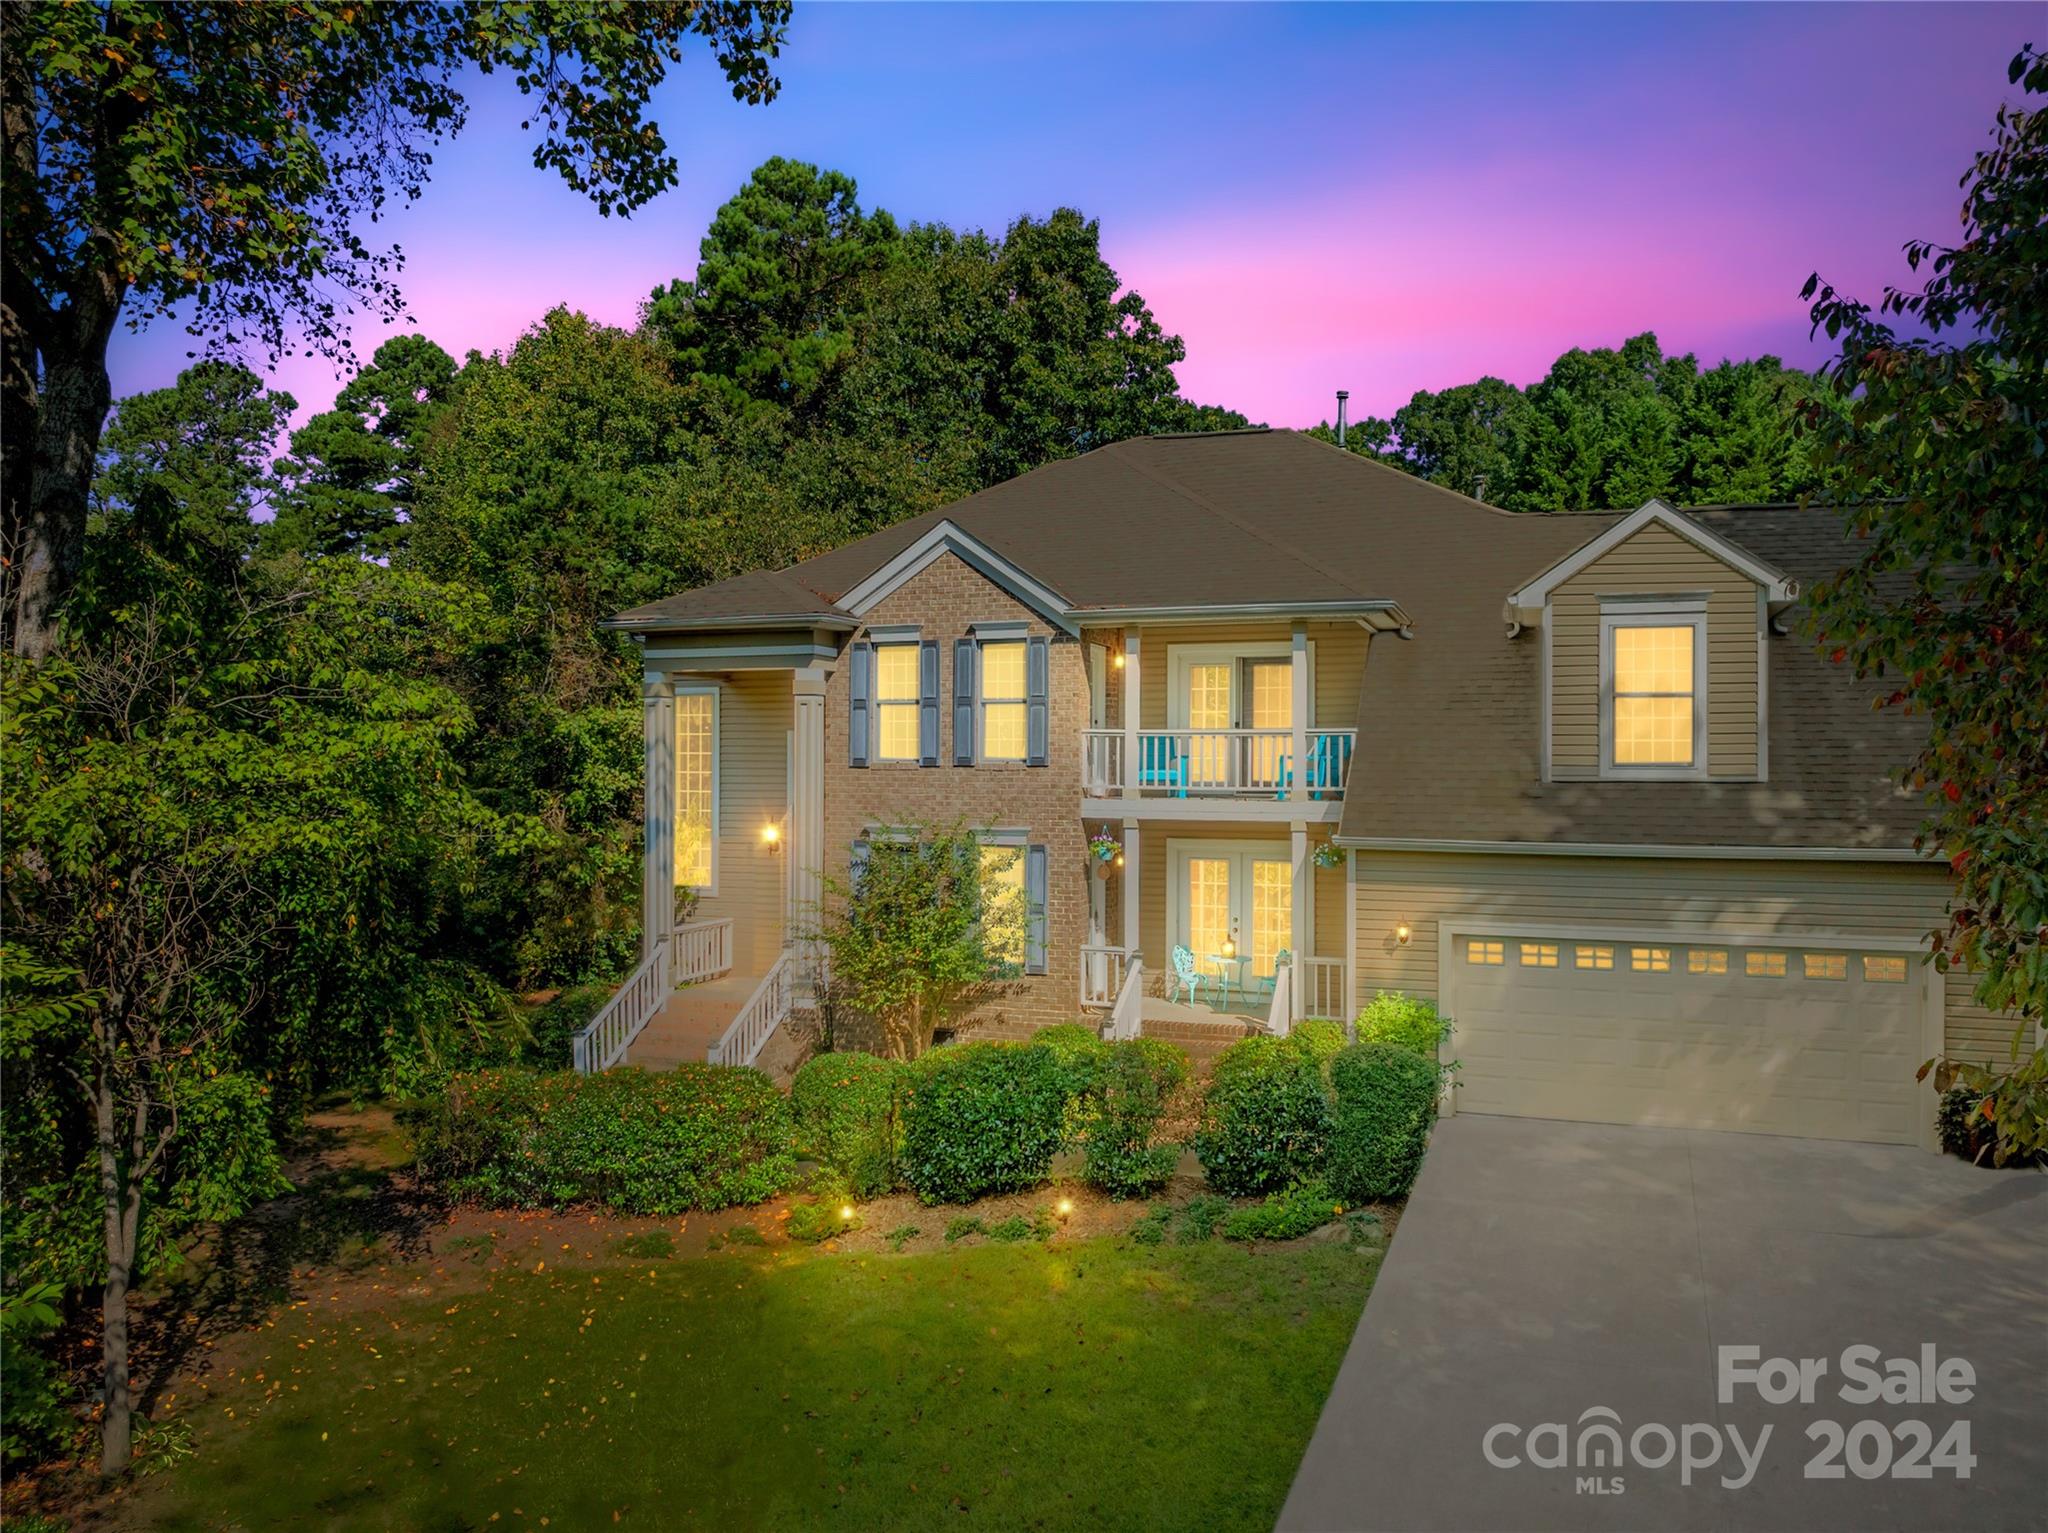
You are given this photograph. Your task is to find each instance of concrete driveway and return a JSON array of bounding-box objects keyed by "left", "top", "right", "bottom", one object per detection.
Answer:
[{"left": 1280, "top": 1115, "right": 2047, "bottom": 1533}]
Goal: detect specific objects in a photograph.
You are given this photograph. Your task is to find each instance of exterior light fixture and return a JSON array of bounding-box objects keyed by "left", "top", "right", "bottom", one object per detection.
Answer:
[
  {"left": 761, "top": 822, "right": 781, "bottom": 847},
  {"left": 1114, "top": 853, "right": 1124, "bottom": 868},
  {"left": 1057, "top": 1198, "right": 1074, "bottom": 1216},
  {"left": 1395, "top": 922, "right": 1412, "bottom": 946},
  {"left": 1112, "top": 653, "right": 1125, "bottom": 669},
  {"left": 839, "top": 1205, "right": 855, "bottom": 1221}
]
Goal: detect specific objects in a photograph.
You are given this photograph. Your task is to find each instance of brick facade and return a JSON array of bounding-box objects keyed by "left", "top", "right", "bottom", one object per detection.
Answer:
[{"left": 821, "top": 553, "right": 1091, "bottom": 1041}]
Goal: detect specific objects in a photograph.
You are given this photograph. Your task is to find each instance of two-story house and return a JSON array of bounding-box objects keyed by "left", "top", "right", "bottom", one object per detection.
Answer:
[{"left": 580, "top": 428, "right": 2012, "bottom": 1151}]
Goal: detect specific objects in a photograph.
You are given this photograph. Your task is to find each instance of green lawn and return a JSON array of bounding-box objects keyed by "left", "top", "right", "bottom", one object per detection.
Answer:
[{"left": 142, "top": 1237, "right": 1377, "bottom": 1531}]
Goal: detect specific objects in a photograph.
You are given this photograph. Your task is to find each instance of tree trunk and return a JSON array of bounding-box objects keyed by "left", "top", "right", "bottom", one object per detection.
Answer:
[
  {"left": 94, "top": 1052, "right": 142, "bottom": 1475},
  {"left": 11, "top": 341, "right": 114, "bottom": 659}
]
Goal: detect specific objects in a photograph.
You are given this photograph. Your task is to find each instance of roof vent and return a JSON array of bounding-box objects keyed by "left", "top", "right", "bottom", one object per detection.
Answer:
[
  {"left": 1335, "top": 390, "right": 1349, "bottom": 448},
  {"left": 1472, "top": 473, "right": 1489, "bottom": 504}
]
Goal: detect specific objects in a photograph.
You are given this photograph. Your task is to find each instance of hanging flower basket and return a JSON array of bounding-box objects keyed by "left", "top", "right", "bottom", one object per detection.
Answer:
[
  {"left": 1088, "top": 834, "right": 1121, "bottom": 864},
  {"left": 1312, "top": 842, "right": 1345, "bottom": 870}
]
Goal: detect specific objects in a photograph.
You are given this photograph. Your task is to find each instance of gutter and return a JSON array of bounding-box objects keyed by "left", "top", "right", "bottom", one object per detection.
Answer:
[
  {"left": 1075, "top": 599, "right": 1413, "bottom": 631},
  {"left": 601, "top": 612, "right": 861, "bottom": 635},
  {"left": 1331, "top": 835, "right": 1932, "bottom": 863}
]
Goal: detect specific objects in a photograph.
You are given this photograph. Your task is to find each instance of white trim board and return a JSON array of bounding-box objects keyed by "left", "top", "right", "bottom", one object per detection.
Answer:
[
  {"left": 1507, "top": 499, "right": 1798, "bottom": 624},
  {"left": 1435, "top": 916, "right": 1943, "bottom": 1153},
  {"left": 1333, "top": 836, "right": 1929, "bottom": 862},
  {"left": 1095, "top": 797, "right": 1344, "bottom": 824},
  {"left": 837, "top": 520, "right": 1078, "bottom": 634}
]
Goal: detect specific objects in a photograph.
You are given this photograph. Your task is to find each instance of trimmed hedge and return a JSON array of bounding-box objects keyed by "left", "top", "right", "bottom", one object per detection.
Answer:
[
  {"left": 1355, "top": 991, "right": 1451, "bottom": 1061},
  {"left": 898, "top": 1043, "right": 1069, "bottom": 1204},
  {"left": 1289, "top": 1019, "right": 1346, "bottom": 1072},
  {"left": 1327, "top": 1043, "right": 1439, "bottom": 1202},
  {"left": 409, "top": 1066, "right": 797, "bottom": 1214},
  {"left": 790, "top": 1052, "right": 904, "bottom": 1197},
  {"left": 523, "top": 983, "right": 611, "bottom": 1070},
  {"left": 1083, "top": 1038, "right": 1192, "bottom": 1198},
  {"left": 1191, "top": 1035, "right": 1333, "bottom": 1196},
  {"left": 1031, "top": 1022, "right": 1112, "bottom": 1146},
  {"left": 1222, "top": 1179, "right": 1343, "bottom": 1242}
]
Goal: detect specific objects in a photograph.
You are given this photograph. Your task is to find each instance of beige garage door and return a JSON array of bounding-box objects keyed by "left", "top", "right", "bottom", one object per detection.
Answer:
[{"left": 1447, "top": 933, "right": 1926, "bottom": 1145}]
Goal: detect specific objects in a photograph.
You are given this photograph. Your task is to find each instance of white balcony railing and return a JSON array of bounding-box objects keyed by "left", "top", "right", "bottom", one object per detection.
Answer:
[
  {"left": 1300, "top": 956, "right": 1350, "bottom": 1021},
  {"left": 707, "top": 952, "right": 793, "bottom": 1068},
  {"left": 1080, "top": 943, "right": 1134, "bottom": 1008},
  {"left": 1105, "top": 958, "right": 1146, "bottom": 1041},
  {"left": 673, "top": 917, "right": 734, "bottom": 984},
  {"left": 1082, "top": 728, "right": 1356, "bottom": 800},
  {"left": 572, "top": 936, "right": 670, "bottom": 1074}
]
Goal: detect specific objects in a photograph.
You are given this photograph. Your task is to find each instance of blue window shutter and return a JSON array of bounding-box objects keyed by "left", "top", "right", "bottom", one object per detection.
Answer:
[
  {"left": 850, "top": 838, "right": 871, "bottom": 894},
  {"left": 953, "top": 639, "right": 976, "bottom": 765},
  {"left": 919, "top": 639, "right": 941, "bottom": 766},
  {"left": 848, "top": 642, "right": 873, "bottom": 768},
  {"left": 1024, "top": 843, "right": 1048, "bottom": 974},
  {"left": 1025, "top": 636, "right": 1050, "bottom": 766}
]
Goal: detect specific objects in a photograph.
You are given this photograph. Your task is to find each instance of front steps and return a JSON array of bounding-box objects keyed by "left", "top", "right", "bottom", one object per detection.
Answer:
[
  {"left": 624, "top": 973, "right": 762, "bottom": 1069},
  {"left": 1139, "top": 1014, "right": 1263, "bottom": 1069}
]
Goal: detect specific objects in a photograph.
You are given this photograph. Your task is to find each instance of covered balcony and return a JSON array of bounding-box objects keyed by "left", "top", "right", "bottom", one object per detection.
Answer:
[{"left": 1082, "top": 727, "right": 1356, "bottom": 800}]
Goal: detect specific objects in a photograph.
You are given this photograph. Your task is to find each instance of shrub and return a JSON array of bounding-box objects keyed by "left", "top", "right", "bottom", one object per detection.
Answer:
[
  {"left": 898, "top": 1042, "right": 1069, "bottom": 1204},
  {"left": 1128, "top": 1205, "right": 1171, "bottom": 1246},
  {"left": 786, "top": 1199, "right": 859, "bottom": 1243},
  {"left": 1191, "top": 1035, "right": 1333, "bottom": 1196},
  {"left": 1222, "top": 1179, "right": 1343, "bottom": 1242},
  {"left": 789, "top": 1052, "right": 904, "bottom": 1197},
  {"left": 408, "top": 1065, "right": 797, "bottom": 1214},
  {"left": 1031, "top": 1022, "right": 1112, "bottom": 1143},
  {"left": 1083, "top": 1038, "right": 1191, "bottom": 1197},
  {"left": 944, "top": 1215, "right": 986, "bottom": 1243},
  {"left": 885, "top": 1224, "right": 921, "bottom": 1250},
  {"left": 1174, "top": 1193, "right": 1229, "bottom": 1244},
  {"left": 1289, "top": 1019, "right": 1346, "bottom": 1072},
  {"left": 524, "top": 983, "right": 612, "bottom": 1070},
  {"left": 1936, "top": 1085, "right": 1993, "bottom": 1163},
  {"left": 1, "top": 1282, "right": 71, "bottom": 1467},
  {"left": 1328, "top": 1043, "right": 1440, "bottom": 1202},
  {"left": 1355, "top": 992, "right": 1451, "bottom": 1061}
]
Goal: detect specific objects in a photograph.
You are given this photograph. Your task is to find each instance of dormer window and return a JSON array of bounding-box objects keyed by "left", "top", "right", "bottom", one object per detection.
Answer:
[{"left": 1599, "top": 601, "right": 1707, "bottom": 778}]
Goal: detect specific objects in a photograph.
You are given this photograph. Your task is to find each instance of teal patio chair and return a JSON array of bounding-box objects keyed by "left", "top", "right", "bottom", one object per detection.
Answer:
[
  {"left": 1248, "top": 948, "right": 1291, "bottom": 1005},
  {"left": 1170, "top": 944, "right": 1207, "bottom": 1005},
  {"left": 1138, "top": 736, "right": 1190, "bottom": 797}
]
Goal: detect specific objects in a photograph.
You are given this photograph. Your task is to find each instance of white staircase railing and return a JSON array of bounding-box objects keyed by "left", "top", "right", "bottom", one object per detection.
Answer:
[
  {"left": 674, "top": 917, "right": 734, "bottom": 983},
  {"left": 1301, "top": 956, "right": 1348, "bottom": 1021},
  {"left": 1080, "top": 943, "right": 1133, "bottom": 1008},
  {"left": 1105, "top": 958, "right": 1146, "bottom": 1041},
  {"left": 572, "top": 936, "right": 670, "bottom": 1073},
  {"left": 707, "top": 952, "right": 793, "bottom": 1068},
  {"left": 1266, "top": 960, "right": 1294, "bottom": 1037}
]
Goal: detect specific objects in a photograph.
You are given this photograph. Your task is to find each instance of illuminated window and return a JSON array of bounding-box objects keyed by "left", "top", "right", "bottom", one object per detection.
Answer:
[
  {"left": 675, "top": 690, "right": 716, "bottom": 890},
  {"left": 875, "top": 643, "right": 921, "bottom": 761},
  {"left": 980, "top": 640, "right": 1028, "bottom": 761},
  {"left": 1575, "top": 944, "right": 1614, "bottom": 971},
  {"left": 978, "top": 842, "right": 1026, "bottom": 975},
  {"left": 1803, "top": 953, "right": 1847, "bottom": 981},
  {"left": 1863, "top": 955, "right": 1908, "bottom": 984},
  {"left": 1631, "top": 946, "right": 1671, "bottom": 973},
  {"left": 1520, "top": 942, "right": 1559, "bottom": 968},
  {"left": 1746, "top": 951, "right": 1787, "bottom": 978},
  {"left": 1688, "top": 949, "right": 1728, "bottom": 975},
  {"left": 1606, "top": 617, "right": 1701, "bottom": 771},
  {"left": 1467, "top": 939, "right": 1504, "bottom": 966}
]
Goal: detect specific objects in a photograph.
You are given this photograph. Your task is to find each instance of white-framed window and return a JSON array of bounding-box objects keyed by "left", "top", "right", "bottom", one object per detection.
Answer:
[
  {"left": 874, "top": 642, "right": 921, "bottom": 762},
  {"left": 675, "top": 687, "right": 718, "bottom": 892},
  {"left": 1467, "top": 939, "right": 1504, "bottom": 966},
  {"left": 979, "top": 639, "right": 1029, "bottom": 761},
  {"left": 1688, "top": 948, "right": 1729, "bottom": 975},
  {"left": 1520, "top": 942, "right": 1559, "bottom": 968},
  {"left": 1863, "top": 955, "right": 1908, "bottom": 984},
  {"left": 1600, "top": 603, "right": 1708, "bottom": 778},
  {"left": 1803, "top": 953, "right": 1847, "bottom": 981},
  {"left": 1574, "top": 944, "right": 1614, "bottom": 970},
  {"left": 1167, "top": 641, "right": 1312, "bottom": 790},
  {"left": 1631, "top": 946, "right": 1671, "bottom": 973},
  {"left": 1746, "top": 951, "right": 1787, "bottom": 978}
]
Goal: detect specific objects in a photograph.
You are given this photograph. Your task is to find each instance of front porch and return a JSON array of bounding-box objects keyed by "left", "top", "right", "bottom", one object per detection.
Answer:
[{"left": 573, "top": 917, "right": 812, "bottom": 1073}]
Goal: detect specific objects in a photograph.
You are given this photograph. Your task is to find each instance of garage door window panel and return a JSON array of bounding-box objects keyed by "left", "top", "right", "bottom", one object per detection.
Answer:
[
  {"left": 1746, "top": 951, "right": 1787, "bottom": 978},
  {"left": 1599, "top": 605, "right": 1708, "bottom": 779},
  {"left": 1804, "top": 953, "right": 1847, "bottom": 981},
  {"left": 1575, "top": 944, "right": 1614, "bottom": 971},
  {"left": 1863, "top": 955, "right": 1907, "bottom": 983},
  {"left": 1688, "top": 948, "right": 1728, "bottom": 975}
]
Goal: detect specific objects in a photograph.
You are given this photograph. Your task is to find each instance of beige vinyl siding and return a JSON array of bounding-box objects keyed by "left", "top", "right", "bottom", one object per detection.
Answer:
[
  {"left": 1550, "top": 522, "right": 1760, "bottom": 780},
  {"left": 683, "top": 670, "right": 789, "bottom": 976},
  {"left": 1130, "top": 621, "right": 1369, "bottom": 731},
  {"left": 1350, "top": 849, "right": 2007, "bottom": 1060},
  {"left": 1134, "top": 822, "right": 1342, "bottom": 968}
]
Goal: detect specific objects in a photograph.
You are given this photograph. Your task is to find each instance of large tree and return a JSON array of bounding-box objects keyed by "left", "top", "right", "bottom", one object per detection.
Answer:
[
  {"left": 1800, "top": 46, "right": 2046, "bottom": 1163},
  {"left": 1, "top": 0, "right": 790, "bottom": 658}
]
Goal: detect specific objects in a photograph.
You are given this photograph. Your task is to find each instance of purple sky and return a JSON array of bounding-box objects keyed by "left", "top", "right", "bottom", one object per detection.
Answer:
[{"left": 112, "top": 2, "right": 2034, "bottom": 430}]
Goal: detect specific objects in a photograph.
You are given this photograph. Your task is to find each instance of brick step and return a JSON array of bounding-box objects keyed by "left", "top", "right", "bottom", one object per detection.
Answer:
[{"left": 1139, "top": 1018, "right": 1262, "bottom": 1045}]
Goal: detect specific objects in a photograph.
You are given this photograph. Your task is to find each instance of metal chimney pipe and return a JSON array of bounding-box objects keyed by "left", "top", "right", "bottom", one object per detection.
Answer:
[{"left": 1335, "top": 390, "right": 1349, "bottom": 447}]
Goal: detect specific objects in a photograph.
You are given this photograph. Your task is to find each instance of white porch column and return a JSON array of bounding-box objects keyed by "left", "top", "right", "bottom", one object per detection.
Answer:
[
  {"left": 642, "top": 673, "right": 677, "bottom": 976},
  {"left": 1290, "top": 819, "right": 1309, "bottom": 1021},
  {"left": 1345, "top": 847, "right": 1360, "bottom": 1037},
  {"left": 1121, "top": 628, "right": 1141, "bottom": 799},
  {"left": 1122, "top": 817, "right": 1142, "bottom": 957},
  {"left": 1290, "top": 620, "right": 1309, "bottom": 802},
  {"left": 790, "top": 669, "right": 828, "bottom": 980}
]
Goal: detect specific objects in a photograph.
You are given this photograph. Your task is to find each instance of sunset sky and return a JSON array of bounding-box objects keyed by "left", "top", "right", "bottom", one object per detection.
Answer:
[{"left": 110, "top": 2, "right": 2035, "bottom": 430}]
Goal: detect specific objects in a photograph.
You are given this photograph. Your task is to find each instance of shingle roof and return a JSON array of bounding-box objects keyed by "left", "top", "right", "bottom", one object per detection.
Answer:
[{"left": 612, "top": 429, "right": 1927, "bottom": 853}]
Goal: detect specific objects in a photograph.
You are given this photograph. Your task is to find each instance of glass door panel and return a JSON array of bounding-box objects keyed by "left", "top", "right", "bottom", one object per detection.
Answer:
[
  {"left": 1186, "top": 663, "right": 1231, "bottom": 787},
  {"left": 1187, "top": 858, "right": 1232, "bottom": 974},
  {"left": 1250, "top": 859, "right": 1291, "bottom": 980},
  {"left": 1244, "top": 660, "right": 1290, "bottom": 790}
]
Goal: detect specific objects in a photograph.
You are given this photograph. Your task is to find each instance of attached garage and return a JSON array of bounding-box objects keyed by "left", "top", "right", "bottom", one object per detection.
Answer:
[{"left": 1439, "top": 923, "right": 1941, "bottom": 1147}]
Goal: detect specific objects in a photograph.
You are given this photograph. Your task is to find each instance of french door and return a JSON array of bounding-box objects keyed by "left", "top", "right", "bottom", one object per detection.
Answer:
[
  {"left": 1173, "top": 843, "right": 1293, "bottom": 984},
  {"left": 1176, "top": 652, "right": 1296, "bottom": 790}
]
